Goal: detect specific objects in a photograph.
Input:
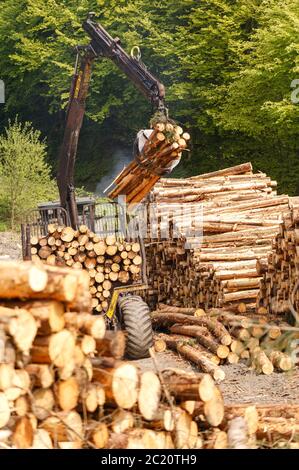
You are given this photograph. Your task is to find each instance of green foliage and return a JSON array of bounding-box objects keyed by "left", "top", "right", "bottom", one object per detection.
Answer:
[
  {"left": 218, "top": 0, "right": 299, "bottom": 194},
  {"left": 75, "top": 186, "right": 94, "bottom": 198},
  {"left": 0, "top": 119, "right": 58, "bottom": 229},
  {"left": 220, "top": 0, "right": 299, "bottom": 136},
  {"left": 0, "top": 221, "right": 8, "bottom": 232},
  {"left": 0, "top": 0, "right": 299, "bottom": 195}
]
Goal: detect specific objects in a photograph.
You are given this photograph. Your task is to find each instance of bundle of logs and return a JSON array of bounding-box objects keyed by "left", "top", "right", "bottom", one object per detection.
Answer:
[
  {"left": 257, "top": 202, "right": 299, "bottom": 317},
  {"left": 145, "top": 162, "right": 292, "bottom": 312},
  {"left": 108, "top": 120, "right": 190, "bottom": 205},
  {"left": 30, "top": 224, "right": 142, "bottom": 313},
  {"left": 0, "top": 261, "right": 297, "bottom": 449},
  {"left": 152, "top": 305, "right": 297, "bottom": 376},
  {"left": 214, "top": 309, "right": 298, "bottom": 374}
]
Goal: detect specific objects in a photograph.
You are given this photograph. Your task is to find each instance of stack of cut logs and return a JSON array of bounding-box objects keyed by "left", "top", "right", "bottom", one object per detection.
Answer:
[
  {"left": 152, "top": 305, "right": 297, "bottom": 375},
  {"left": 143, "top": 239, "right": 194, "bottom": 307},
  {"left": 0, "top": 261, "right": 297, "bottom": 449},
  {"left": 30, "top": 224, "right": 142, "bottom": 313},
  {"left": 108, "top": 121, "right": 190, "bottom": 205},
  {"left": 145, "top": 162, "right": 291, "bottom": 312},
  {"left": 0, "top": 260, "right": 219, "bottom": 449},
  {"left": 221, "top": 404, "right": 299, "bottom": 448},
  {"left": 257, "top": 203, "right": 299, "bottom": 316},
  {"left": 214, "top": 309, "right": 297, "bottom": 374}
]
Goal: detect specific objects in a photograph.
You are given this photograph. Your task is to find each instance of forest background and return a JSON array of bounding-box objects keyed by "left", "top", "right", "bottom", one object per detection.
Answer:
[{"left": 0, "top": 0, "right": 299, "bottom": 228}]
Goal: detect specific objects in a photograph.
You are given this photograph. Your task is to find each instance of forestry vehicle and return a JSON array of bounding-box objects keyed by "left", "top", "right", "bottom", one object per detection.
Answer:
[{"left": 22, "top": 12, "right": 170, "bottom": 359}]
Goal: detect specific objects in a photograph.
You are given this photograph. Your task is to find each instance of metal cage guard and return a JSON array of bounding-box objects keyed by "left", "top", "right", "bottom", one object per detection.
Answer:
[{"left": 21, "top": 201, "right": 148, "bottom": 294}]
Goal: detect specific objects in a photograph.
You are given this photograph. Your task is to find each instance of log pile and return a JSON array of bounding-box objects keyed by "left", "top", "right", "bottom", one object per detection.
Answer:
[
  {"left": 0, "top": 260, "right": 222, "bottom": 449},
  {"left": 214, "top": 309, "right": 298, "bottom": 374},
  {"left": 257, "top": 203, "right": 299, "bottom": 317},
  {"left": 152, "top": 305, "right": 297, "bottom": 375},
  {"left": 143, "top": 239, "right": 196, "bottom": 307},
  {"left": 0, "top": 261, "right": 297, "bottom": 449},
  {"left": 108, "top": 120, "right": 190, "bottom": 205},
  {"left": 30, "top": 224, "right": 142, "bottom": 313},
  {"left": 145, "top": 163, "right": 291, "bottom": 312},
  {"left": 222, "top": 404, "right": 299, "bottom": 448}
]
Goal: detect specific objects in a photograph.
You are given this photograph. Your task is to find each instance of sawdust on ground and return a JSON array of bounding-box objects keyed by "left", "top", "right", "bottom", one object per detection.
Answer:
[{"left": 0, "top": 232, "right": 22, "bottom": 260}]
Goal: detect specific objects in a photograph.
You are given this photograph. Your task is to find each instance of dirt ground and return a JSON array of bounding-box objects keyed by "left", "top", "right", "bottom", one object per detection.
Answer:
[
  {"left": 1, "top": 232, "right": 298, "bottom": 406},
  {"left": 133, "top": 349, "right": 299, "bottom": 405},
  {"left": 0, "top": 232, "right": 22, "bottom": 260}
]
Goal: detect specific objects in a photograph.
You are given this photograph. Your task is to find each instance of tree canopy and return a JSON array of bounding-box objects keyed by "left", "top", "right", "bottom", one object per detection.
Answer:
[{"left": 0, "top": 0, "right": 298, "bottom": 194}]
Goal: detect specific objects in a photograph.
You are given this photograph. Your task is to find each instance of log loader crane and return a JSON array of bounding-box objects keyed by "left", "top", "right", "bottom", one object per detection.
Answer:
[
  {"left": 22, "top": 12, "right": 172, "bottom": 359},
  {"left": 57, "top": 11, "right": 168, "bottom": 228}
]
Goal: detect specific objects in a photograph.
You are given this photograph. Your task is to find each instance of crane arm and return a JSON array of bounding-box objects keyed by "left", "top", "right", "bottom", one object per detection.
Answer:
[
  {"left": 83, "top": 13, "right": 167, "bottom": 114},
  {"left": 57, "top": 46, "right": 96, "bottom": 228},
  {"left": 57, "top": 13, "right": 167, "bottom": 228}
]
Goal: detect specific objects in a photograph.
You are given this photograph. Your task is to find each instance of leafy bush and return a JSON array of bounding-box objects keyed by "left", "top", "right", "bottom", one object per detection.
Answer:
[{"left": 0, "top": 119, "right": 58, "bottom": 229}]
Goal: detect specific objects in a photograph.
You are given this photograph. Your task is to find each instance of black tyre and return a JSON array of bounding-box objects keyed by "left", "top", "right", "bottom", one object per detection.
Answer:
[{"left": 118, "top": 295, "right": 153, "bottom": 359}]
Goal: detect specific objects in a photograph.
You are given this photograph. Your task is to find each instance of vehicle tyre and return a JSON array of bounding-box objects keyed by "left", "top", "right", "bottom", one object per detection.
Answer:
[{"left": 118, "top": 295, "right": 153, "bottom": 359}]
